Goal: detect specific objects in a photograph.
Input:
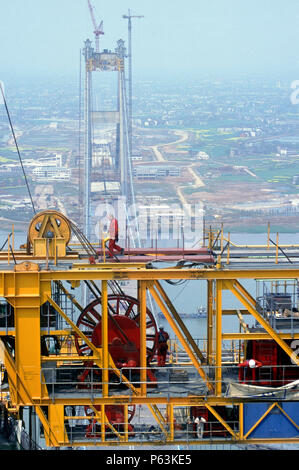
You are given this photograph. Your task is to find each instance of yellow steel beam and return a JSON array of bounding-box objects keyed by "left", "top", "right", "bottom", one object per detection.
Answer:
[
  {"left": 124, "top": 405, "right": 128, "bottom": 441},
  {"left": 205, "top": 404, "right": 237, "bottom": 439},
  {"left": 239, "top": 403, "right": 244, "bottom": 439},
  {"left": 222, "top": 309, "right": 250, "bottom": 315},
  {"left": 101, "top": 280, "right": 109, "bottom": 398},
  {"left": 41, "top": 355, "right": 101, "bottom": 362},
  {"left": 23, "top": 394, "right": 279, "bottom": 407},
  {"left": 222, "top": 333, "right": 299, "bottom": 340},
  {"left": 148, "top": 283, "right": 214, "bottom": 391},
  {"left": 12, "top": 273, "right": 45, "bottom": 400},
  {"left": 139, "top": 280, "right": 147, "bottom": 396},
  {"left": 36, "top": 267, "right": 299, "bottom": 282},
  {"left": 207, "top": 280, "right": 214, "bottom": 365},
  {"left": 0, "top": 340, "right": 59, "bottom": 446},
  {"left": 236, "top": 309, "right": 249, "bottom": 333},
  {"left": 2, "top": 268, "right": 299, "bottom": 294},
  {"left": 215, "top": 280, "right": 222, "bottom": 396},
  {"left": 147, "top": 404, "right": 168, "bottom": 436},
  {"left": 46, "top": 295, "right": 103, "bottom": 363},
  {"left": 48, "top": 405, "right": 69, "bottom": 446},
  {"left": 167, "top": 404, "right": 174, "bottom": 441},
  {"left": 101, "top": 404, "right": 105, "bottom": 442}
]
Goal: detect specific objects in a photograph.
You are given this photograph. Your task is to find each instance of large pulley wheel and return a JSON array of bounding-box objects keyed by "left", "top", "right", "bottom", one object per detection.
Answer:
[
  {"left": 28, "top": 210, "right": 71, "bottom": 245},
  {"left": 75, "top": 294, "right": 158, "bottom": 367}
]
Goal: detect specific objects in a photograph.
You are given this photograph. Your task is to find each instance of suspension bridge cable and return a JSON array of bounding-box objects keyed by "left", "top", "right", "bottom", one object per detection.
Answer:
[{"left": 0, "top": 82, "right": 36, "bottom": 215}]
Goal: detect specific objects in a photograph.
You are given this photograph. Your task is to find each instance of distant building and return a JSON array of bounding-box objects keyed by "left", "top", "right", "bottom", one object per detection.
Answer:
[
  {"left": 132, "top": 151, "right": 142, "bottom": 161},
  {"left": 32, "top": 166, "right": 71, "bottom": 181},
  {"left": 144, "top": 119, "right": 158, "bottom": 127},
  {"left": 133, "top": 165, "right": 181, "bottom": 180},
  {"left": 197, "top": 151, "right": 209, "bottom": 160}
]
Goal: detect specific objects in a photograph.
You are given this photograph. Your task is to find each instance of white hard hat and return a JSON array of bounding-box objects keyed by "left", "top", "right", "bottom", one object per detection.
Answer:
[{"left": 248, "top": 359, "right": 256, "bottom": 368}]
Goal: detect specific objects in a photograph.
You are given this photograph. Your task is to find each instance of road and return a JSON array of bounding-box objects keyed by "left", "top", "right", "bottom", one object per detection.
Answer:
[
  {"left": 150, "top": 130, "right": 189, "bottom": 163},
  {"left": 143, "top": 129, "right": 205, "bottom": 211}
]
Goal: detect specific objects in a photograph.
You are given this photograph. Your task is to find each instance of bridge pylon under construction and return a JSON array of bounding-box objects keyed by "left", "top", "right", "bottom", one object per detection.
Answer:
[{"left": 82, "top": 37, "right": 132, "bottom": 241}]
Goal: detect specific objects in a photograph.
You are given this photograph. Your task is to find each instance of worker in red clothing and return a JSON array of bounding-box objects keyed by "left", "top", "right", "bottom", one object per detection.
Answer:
[
  {"left": 106, "top": 213, "right": 124, "bottom": 258},
  {"left": 156, "top": 327, "right": 169, "bottom": 367}
]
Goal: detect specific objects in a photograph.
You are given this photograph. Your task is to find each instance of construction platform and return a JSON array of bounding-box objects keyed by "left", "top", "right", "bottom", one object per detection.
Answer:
[{"left": 0, "top": 211, "right": 298, "bottom": 448}]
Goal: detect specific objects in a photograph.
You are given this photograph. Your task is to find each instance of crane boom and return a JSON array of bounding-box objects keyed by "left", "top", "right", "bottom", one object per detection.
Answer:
[
  {"left": 87, "top": 0, "right": 97, "bottom": 30},
  {"left": 86, "top": 0, "right": 104, "bottom": 53}
]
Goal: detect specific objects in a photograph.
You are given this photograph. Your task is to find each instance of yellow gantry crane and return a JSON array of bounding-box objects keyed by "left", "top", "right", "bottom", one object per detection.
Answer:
[{"left": 0, "top": 210, "right": 298, "bottom": 448}]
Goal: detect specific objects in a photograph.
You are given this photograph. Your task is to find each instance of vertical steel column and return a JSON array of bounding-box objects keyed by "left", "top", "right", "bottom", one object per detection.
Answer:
[
  {"left": 207, "top": 280, "right": 214, "bottom": 365},
  {"left": 139, "top": 281, "right": 147, "bottom": 395},
  {"left": 14, "top": 273, "right": 42, "bottom": 400},
  {"left": 48, "top": 405, "right": 68, "bottom": 446},
  {"left": 101, "top": 280, "right": 109, "bottom": 397},
  {"left": 167, "top": 404, "right": 174, "bottom": 442},
  {"left": 101, "top": 404, "right": 105, "bottom": 442},
  {"left": 124, "top": 404, "right": 129, "bottom": 441},
  {"left": 239, "top": 403, "right": 244, "bottom": 440},
  {"left": 215, "top": 280, "right": 222, "bottom": 396}
]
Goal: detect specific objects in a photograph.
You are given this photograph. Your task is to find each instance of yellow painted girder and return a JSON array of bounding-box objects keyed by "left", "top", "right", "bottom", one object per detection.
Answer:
[
  {"left": 0, "top": 340, "right": 60, "bottom": 446},
  {"left": 47, "top": 267, "right": 299, "bottom": 280},
  {"left": 205, "top": 404, "right": 237, "bottom": 439}
]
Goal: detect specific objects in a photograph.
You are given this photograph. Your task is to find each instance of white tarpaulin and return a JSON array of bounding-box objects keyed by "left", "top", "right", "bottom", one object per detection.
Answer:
[{"left": 226, "top": 379, "right": 299, "bottom": 400}]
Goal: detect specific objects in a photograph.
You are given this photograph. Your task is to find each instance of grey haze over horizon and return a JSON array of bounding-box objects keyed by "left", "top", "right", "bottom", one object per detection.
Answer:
[{"left": 0, "top": 0, "right": 299, "bottom": 84}]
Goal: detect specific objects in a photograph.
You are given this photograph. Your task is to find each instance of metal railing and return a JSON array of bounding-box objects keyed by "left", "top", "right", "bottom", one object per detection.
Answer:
[
  {"left": 38, "top": 362, "right": 299, "bottom": 402},
  {"left": 64, "top": 418, "right": 240, "bottom": 444},
  {"left": 256, "top": 279, "right": 299, "bottom": 334}
]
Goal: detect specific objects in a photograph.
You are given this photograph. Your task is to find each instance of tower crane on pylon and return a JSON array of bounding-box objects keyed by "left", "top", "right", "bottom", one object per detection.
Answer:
[{"left": 87, "top": 0, "right": 104, "bottom": 53}]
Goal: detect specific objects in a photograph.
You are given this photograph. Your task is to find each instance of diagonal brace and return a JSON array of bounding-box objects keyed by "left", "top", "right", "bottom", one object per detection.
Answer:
[
  {"left": 225, "top": 280, "right": 299, "bottom": 366},
  {"left": 148, "top": 283, "right": 214, "bottom": 392}
]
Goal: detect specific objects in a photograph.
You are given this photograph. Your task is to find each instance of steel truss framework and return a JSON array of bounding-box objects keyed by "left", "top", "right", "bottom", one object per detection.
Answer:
[{"left": 0, "top": 263, "right": 299, "bottom": 447}]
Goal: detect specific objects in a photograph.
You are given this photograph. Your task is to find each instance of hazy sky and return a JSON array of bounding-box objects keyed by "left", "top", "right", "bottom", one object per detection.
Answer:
[{"left": 1, "top": 0, "right": 299, "bottom": 81}]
